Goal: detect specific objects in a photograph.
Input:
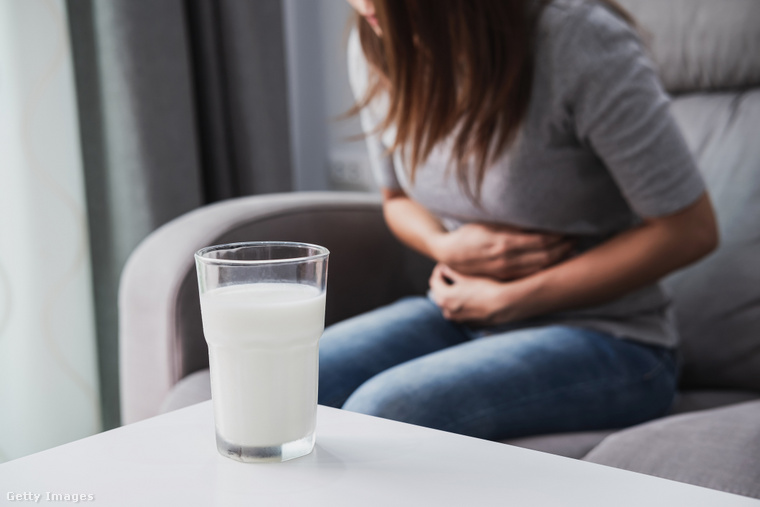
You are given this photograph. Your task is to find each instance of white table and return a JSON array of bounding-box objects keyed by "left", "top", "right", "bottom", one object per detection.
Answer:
[{"left": 1, "top": 402, "right": 757, "bottom": 506}]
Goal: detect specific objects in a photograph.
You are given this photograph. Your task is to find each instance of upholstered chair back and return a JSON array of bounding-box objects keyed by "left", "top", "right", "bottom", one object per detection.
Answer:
[{"left": 620, "top": 0, "right": 760, "bottom": 390}]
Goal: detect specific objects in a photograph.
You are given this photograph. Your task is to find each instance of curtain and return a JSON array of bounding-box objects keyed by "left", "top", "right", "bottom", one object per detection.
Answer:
[
  {"left": 66, "top": 0, "right": 205, "bottom": 431},
  {"left": 0, "top": 0, "right": 101, "bottom": 461},
  {"left": 0, "top": 0, "right": 295, "bottom": 460},
  {"left": 186, "top": 0, "right": 293, "bottom": 201},
  {"left": 66, "top": 0, "right": 293, "bottom": 429}
]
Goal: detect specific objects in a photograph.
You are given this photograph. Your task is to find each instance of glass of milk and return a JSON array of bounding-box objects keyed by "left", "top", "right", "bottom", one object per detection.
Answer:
[{"left": 195, "top": 242, "right": 329, "bottom": 463}]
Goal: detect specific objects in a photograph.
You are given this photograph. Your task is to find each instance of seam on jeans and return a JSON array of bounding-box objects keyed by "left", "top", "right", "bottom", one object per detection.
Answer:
[
  {"left": 642, "top": 359, "right": 666, "bottom": 380},
  {"left": 447, "top": 360, "right": 675, "bottom": 434}
]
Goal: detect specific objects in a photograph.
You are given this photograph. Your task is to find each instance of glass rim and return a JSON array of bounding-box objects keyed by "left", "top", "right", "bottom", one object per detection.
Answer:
[{"left": 194, "top": 241, "right": 330, "bottom": 267}]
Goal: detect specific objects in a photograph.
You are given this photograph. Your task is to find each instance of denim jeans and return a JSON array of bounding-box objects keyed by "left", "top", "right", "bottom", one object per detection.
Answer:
[{"left": 318, "top": 296, "right": 678, "bottom": 441}]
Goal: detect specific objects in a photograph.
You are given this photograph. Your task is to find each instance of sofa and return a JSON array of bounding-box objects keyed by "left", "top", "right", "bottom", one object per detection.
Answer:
[{"left": 118, "top": 0, "right": 760, "bottom": 498}]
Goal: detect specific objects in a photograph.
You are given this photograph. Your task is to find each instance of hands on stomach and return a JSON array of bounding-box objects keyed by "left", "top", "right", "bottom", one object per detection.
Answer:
[
  {"left": 429, "top": 222, "right": 574, "bottom": 281},
  {"left": 380, "top": 189, "right": 576, "bottom": 324},
  {"left": 428, "top": 223, "right": 575, "bottom": 324},
  {"left": 428, "top": 192, "right": 718, "bottom": 325}
]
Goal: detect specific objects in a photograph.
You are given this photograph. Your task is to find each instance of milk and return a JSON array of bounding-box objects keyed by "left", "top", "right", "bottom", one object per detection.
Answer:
[{"left": 199, "top": 283, "right": 326, "bottom": 448}]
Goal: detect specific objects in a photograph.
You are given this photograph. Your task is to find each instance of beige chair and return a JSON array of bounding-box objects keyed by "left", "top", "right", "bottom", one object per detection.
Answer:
[
  {"left": 119, "top": 0, "right": 760, "bottom": 498},
  {"left": 119, "top": 191, "right": 432, "bottom": 423}
]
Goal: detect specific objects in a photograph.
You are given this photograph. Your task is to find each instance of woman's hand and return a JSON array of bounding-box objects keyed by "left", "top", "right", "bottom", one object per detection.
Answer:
[
  {"left": 430, "top": 193, "right": 719, "bottom": 325},
  {"left": 429, "top": 263, "right": 529, "bottom": 324},
  {"left": 381, "top": 188, "right": 572, "bottom": 281},
  {"left": 429, "top": 223, "right": 574, "bottom": 281}
]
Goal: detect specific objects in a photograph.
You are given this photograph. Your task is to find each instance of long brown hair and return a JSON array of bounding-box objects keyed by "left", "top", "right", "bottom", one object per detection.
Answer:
[{"left": 351, "top": 0, "right": 635, "bottom": 201}]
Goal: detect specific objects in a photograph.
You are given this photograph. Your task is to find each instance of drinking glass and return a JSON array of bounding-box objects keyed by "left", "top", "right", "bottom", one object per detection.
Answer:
[{"left": 195, "top": 241, "right": 329, "bottom": 463}]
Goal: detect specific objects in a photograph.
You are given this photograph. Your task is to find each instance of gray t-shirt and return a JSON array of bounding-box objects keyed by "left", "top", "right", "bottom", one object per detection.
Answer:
[{"left": 347, "top": 0, "right": 705, "bottom": 348}]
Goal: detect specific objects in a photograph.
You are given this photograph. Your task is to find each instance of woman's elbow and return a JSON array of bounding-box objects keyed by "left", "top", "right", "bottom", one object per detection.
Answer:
[
  {"left": 682, "top": 193, "right": 720, "bottom": 263},
  {"left": 649, "top": 193, "right": 719, "bottom": 268},
  {"left": 692, "top": 216, "right": 719, "bottom": 260}
]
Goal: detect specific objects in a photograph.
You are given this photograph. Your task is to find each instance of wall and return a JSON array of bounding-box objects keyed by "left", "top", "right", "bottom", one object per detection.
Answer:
[{"left": 0, "top": 0, "right": 101, "bottom": 462}]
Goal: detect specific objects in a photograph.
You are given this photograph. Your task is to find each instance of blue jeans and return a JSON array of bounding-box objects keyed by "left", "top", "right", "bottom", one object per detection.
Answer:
[{"left": 318, "top": 296, "right": 677, "bottom": 441}]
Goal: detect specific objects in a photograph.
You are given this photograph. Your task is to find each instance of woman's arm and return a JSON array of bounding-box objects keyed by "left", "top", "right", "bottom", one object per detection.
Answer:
[
  {"left": 382, "top": 188, "right": 573, "bottom": 280},
  {"left": 381, "top": 188, "right": 448, "bottom": 258},
  {"left": 430, "top": 192, "right": 718, "bottom": 322}
]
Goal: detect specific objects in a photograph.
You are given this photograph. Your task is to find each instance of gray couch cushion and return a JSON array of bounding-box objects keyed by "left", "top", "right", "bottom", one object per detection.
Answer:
[
  {"left": 505, "top": 430, "right": 617, "bottom": 460},
  {"left": 664, "top": 91, "right": 760, "bottom": 391},
  {"left": 619, "top": 0, "right": 760, "bottom": 93},
  {"left": 505, "top": 390, "right": 759, "bottom": 459},
  {"left": 584, "top": 400, "right": 760, "bottom": 499}
]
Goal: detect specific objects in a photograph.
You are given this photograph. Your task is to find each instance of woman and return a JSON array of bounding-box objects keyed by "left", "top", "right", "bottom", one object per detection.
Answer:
[{"left": 318, "top": 0, "right": 718, "bottom": 441}]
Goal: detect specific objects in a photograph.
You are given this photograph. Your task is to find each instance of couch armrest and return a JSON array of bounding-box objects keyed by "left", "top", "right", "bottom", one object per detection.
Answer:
[{"left": 118, "top": 191, "right": 433, "bottom": 424}]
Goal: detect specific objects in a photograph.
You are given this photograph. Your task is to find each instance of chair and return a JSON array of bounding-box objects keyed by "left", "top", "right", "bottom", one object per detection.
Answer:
[
  {"left": 119, "top": 192, "right": 434, "bottom": 423},
  {"left": 119, "top": 0, "right": 760, "bottom": 497}
]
